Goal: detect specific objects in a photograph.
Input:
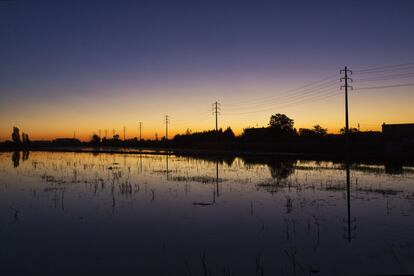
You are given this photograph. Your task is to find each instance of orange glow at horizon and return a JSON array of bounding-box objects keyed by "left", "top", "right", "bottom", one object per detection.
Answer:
[{"left": 0, "top": 81, "right": 413, "bottom": 142}]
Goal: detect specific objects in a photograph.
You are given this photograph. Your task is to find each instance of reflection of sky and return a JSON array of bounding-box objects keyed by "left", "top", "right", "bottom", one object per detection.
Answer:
[
  {"left": 1, "top": 2, "right": 414, "bottom": 140},
  {"left": 1, "top": 152, "right": 414, "bottom": 274}
]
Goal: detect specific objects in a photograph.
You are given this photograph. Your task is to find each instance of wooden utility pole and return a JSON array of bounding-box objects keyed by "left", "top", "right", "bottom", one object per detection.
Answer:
[
  {"left": 340, "top": 66, "right": 353, "bottom": 134},
  {"left": 212, "top": 101, "right": 220, "bottom": 131},
  {"left": 164, "top": 115, "right": 169, "bottom": 140}
]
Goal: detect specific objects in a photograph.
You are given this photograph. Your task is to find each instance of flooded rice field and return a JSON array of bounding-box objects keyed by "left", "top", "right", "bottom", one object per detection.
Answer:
[{"left": 1, "top": 151, "right": 413, "bottom": 275}]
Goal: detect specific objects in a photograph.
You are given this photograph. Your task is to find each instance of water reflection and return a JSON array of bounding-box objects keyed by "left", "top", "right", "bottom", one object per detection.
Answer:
[
  {"left": 11, "top": 151, "right": 20, "bottom": 167},
  {"left": 267, "top": 159, "right": 296, "bottom": 180},
  {"left": 384, "top": 161, "right": 403, "bottom": 174},
  {"left": 1, "top": 151, "right": 414, "bottom": 275},
  {"left": 344, "top": 165, "right": 356, "bottom": 242},
  {"left": 22, "top": 150, "right": 29, "bottom": 162}
]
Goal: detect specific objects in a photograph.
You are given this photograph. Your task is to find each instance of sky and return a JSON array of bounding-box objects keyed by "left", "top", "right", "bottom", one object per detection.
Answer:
[{"left": 1, "top": 1, "right": 414, "bottom": 141}]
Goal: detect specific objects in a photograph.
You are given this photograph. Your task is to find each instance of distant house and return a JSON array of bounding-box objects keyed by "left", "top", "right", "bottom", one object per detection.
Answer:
[
  {"left": 243, "top": 127, "right": 271, "bottom": 137},
  {"left": 53, "top": 138, "right": 81, "bottom": 145},
  {"left": 382, "top": 123, "right": 414, "bottom": 142}
]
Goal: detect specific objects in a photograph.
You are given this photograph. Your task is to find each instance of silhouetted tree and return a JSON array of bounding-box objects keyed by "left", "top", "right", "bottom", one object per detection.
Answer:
[
  {"left": 313, "top": 125, "right": 327, "bottom": 136},
  {"left": 223, "top": 127, "right": 235, "bottom": 139},
  {"left": 11, "top": 127, "right": 21, "bottom": 144},
  {"left": 298, "top": 128, "right": 315, "bottom": 137},
  {"left": 269, "top": 113, "right": 294, "bottom": 133},
  {"left": 91, "top": 134, "right": 101, "bottom": 144},
  {"left": 340, "top": 127, "right": 359, "bottom": 134},
  {"left": 22, "top": 132, "right": 30, "bottom": 144},
  {"left": 299, "top": 125, "right": 327, "bottom": 137}
]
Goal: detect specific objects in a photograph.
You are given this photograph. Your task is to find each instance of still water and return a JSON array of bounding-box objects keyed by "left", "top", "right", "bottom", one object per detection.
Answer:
[{"left": 1, "top": 151, "right": 413, "bottom": 275}]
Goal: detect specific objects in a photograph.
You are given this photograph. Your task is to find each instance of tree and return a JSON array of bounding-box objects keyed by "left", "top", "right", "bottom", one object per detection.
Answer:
[
  {"left": 91, "top": 134, "right": 101, "bottom": 144},
  {"left": 223, "top": 127, "right": 235, "bottom": 138},
  {"left": 268, "top": 113, "right": 294, "bottom": 133},
  {"left": 298, "top": 128, "right": 315, "bottom": 137},
  {"left": 22, "top": 132, "right": 30, "bottom": 144},
  {"left": 313, "top": 125, "right": 327, "bottom": 136},
  {"left": 11, "top": 127, "right": 21, "bottom": 144},
  {"left": 340, "top": 127, "right": 359, "bottom": 134}
]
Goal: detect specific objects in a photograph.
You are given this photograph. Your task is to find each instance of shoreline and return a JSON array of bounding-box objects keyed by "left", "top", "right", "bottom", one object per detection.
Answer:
[{"left": 1, "top": 145, "right": 413, "bottom": 163}]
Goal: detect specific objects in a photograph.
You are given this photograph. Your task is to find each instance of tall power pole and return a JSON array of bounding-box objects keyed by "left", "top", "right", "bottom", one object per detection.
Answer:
[
  {"left": 164, "top": 115, "right": 169, "bottom": 140},
  {"left": 340, "top": 66, "right": 353, "bottom": 134},
  {"left": 139, "top": 122, "right": 143, "bottom": 141},
  {"left": 212, "top": 101, "right": 221, "bottom": 131},
  {"left": 123, "top": 126, "right": 126, "bottom": 141}
]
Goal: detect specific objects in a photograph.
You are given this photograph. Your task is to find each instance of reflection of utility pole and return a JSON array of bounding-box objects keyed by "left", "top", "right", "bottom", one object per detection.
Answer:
[
  {"left": 166, "top": 154, "right": 169, "bottom": 180},
  {"left": 216, "top": 160, "right": 219, "bottom": 197},
  {"left": 139, "top": 122, "right": 142, "bottom": 141},
  {"left": 139, "top": 154, "right": 142, "bottom": 174},
  {"left": 164, "top": 115, "right": 169, "bottom": 140},
  {"left": 344, "top": 165, "right": 356, "bottom": 242}
]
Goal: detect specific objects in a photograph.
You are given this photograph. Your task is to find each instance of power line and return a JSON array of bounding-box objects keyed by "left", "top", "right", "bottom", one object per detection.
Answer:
[
  {"left": 222, "top": 84, "right": 340, "bottom": 115},
  {"left": 353, "top": 65, "right": 414, "bottom": 75},
  {"left": 354, "top": 72, "right": 414, "bottom": 82},
  {"left": 222, "top": 73, "right": 338, "bottom": 107},
  {"left": 222, "top": 90, "right": 340, "bottom": 116},
  {"left": 354, "top": 61, "right": 414, "bottom": 73},
  {"left": 223, "top": 81, "right": 338, "bottom": 111},
  {"left": 355, "top": 82, "right": 414, "bottom": 90}
]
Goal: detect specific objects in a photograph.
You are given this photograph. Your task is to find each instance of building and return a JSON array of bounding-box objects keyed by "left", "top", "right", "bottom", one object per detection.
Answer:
[{"left": 382, "top": 123, "right": 414, "bottom": 142}]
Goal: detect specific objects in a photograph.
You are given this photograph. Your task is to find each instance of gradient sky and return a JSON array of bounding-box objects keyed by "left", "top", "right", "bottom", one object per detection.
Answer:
[{"left": 1, "top": 1, "right": 414, "bottom": 141}]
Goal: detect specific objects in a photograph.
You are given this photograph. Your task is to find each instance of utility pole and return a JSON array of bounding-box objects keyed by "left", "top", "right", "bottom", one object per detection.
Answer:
[
  {"left": 164, "top": 115, "right": 169, "bottom": 140},
  {"left": 104, "top": 129, "right": 108, "bottom": 139},
  {"left": 340, "top": 66, "right": 353, "bottom": 134},
  {"left": 212, "top": 101, "right": 221, "bottom": 131},
  {"left": 112, "top": 129, "right": 115, "bottom": 138},
  {"left": 139, "top": 122, "right": 142, "bottom": 141},
  {"left": 98, "top": 129, "right": 101, "bottom": 138},
  {"left": 123, "top": 126, "right": 126, "bottom": 141}
]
